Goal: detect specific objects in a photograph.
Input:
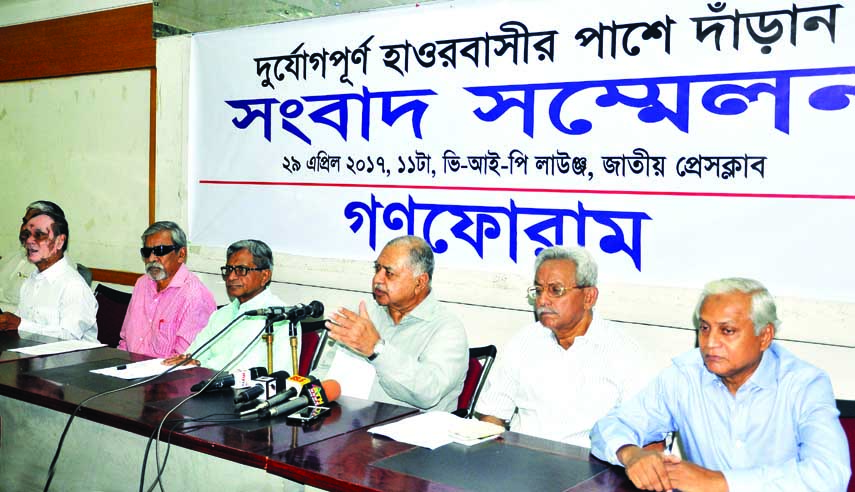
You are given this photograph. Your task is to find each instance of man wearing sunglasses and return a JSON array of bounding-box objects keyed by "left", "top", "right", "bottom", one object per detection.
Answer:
[
  {"left": 0, "top": 201, "right": 97, "bottom": 341},
  {"left": 165, "top": 239, "right": 297, "bottom": 372},
  {"left": 475, "top": 246, "right": 650, "bottom": 447},
  {"left": 118, "top": 221, "right": 216, "bottom": 358}
]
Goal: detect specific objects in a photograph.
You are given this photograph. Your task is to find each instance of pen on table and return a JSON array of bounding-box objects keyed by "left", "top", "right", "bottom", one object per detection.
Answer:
[{"left": 116, "top": 364, "right": 127, "bottom": 370}]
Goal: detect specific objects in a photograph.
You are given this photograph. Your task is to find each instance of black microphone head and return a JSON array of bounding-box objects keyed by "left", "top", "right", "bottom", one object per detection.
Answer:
[
  {"left": 234, "top": 384, "right": 265, "bottom": 404},
  {"left": 308, "top": 300, "right": 324, "bottom": 318},
  {"left": 248, "top": 367, "right": 268, "bottom": 378}
]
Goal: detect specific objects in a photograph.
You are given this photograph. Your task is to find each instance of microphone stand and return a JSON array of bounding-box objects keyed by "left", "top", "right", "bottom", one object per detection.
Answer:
[
  {"left": 262, "top": 313, "right": 285, "bottom": 375},
  {"left": 289, "top": 320, "right": 299, "bottom": 376}
]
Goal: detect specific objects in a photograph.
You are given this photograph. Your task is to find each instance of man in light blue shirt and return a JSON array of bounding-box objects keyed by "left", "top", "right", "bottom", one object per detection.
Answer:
[{"left": 591, "top": 277, "right": 850, "bottom": 492}]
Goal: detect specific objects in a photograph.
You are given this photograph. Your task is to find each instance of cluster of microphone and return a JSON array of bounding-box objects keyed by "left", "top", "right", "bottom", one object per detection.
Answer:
[{"left": 190, "top": 367, "right": 340, "bottom": 423}]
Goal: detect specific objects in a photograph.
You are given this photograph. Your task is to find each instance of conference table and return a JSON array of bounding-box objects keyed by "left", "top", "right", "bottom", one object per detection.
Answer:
[{"left": 0, "top": 332, "right": 639, "bottom": 491}]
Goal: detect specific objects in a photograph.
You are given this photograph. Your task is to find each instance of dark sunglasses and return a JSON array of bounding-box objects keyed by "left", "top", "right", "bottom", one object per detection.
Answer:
[
  {"left": 220, "top": 265, "right": 267, "bottom": 278},
  {"left": 19, "top": 229, "right": 51, "bottom": 244},
  {"left": 140, "top": 245, "right": 179, "bottom": 258}
]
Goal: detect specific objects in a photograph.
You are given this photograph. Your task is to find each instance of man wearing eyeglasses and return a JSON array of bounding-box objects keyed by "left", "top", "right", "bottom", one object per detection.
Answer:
[
  {"left": 0, "top": 201, "right": 97, "bottom": 341},
  {"left": 165, "top": 239, "right": 298, "bottom": 372},
  {"left": 475, "top": 245, "right": 650, "bottom": 447},
  {"left": 118, "top": 221, "right": 216, "bottom": 358}
]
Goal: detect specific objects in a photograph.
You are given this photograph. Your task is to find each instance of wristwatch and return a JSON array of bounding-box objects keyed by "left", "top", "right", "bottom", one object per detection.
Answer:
[{"left": 367, "top": 338, "right": 386, "bottom": 361}]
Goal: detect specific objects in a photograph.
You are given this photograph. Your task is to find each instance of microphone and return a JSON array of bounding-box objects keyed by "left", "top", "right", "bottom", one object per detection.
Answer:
[
  {"left": 243, "top": 306, "right": 293, "bottom": 317},
  {"left": 233, "top": 371, "right": 289, "bottom": 404},
  {"left": 244, "top": 301, "right": 324, "bottom": 322},
  {"left": 261, "top": 380, "right": 341, "bottom": 418},
  {"left": 284, "top": 301, "right": 324, "bottom": 322},
  {"left": 239, "top": 375, "right": 318, "bottom": 416},
  {"left": 190, "top": 367, "right": 267, "bottom": 392}
]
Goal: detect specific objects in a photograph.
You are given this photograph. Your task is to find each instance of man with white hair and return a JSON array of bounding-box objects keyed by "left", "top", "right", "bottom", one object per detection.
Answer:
[
  {"left": 118, "top": 221, "right": 216, "bottom": 358},
  {"left": 591, "top": 277, "right": 851, "bottom": 492},
  {"left": 475, "top": 245, "right": 650, "bottom": 447},
  {"left": 316, "top": 235, "right": 468, "bottom": 412},
  {"left": 0, "top": 201, "right": 97, "bottom": 341}
]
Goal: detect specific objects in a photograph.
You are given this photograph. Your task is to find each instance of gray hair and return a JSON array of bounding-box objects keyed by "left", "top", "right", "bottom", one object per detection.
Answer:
[
  {"left": 24, "top": 200, "right": 69, "bottom": 253},
  {"left": 142, "top": 221, "right": 187, "bottom": 250},
  {"left": 533, "top": 246, "right": 598, "bottom": 287},
  {"left": 385, "top": 235, "right": 434, "bottom": 283},
  {"left": 227, "top": 239, "right": 274, "bottom": 270},
  {"left": 227, "top": 239, "right": 274, "bottom": 287},
  {"left": 692, "top": 277, "right": 780, "bottom": 336}
]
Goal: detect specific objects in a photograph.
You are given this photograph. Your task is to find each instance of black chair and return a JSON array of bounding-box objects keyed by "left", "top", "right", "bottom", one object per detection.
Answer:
[
  {"left": 93, "top": 283, "right": 132, "bottom": 348},
  {"left": 299, "top": 319, "right": 329, "bottom": 376},
  {"left": 453, "top": 345, "right": 498, "bottom": 418}
]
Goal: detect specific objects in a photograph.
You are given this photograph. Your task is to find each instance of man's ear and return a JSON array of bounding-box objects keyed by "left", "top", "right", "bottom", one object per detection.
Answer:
[
  {"left": 759, "top": 323, "right": 774, "bottom": 350},
  {"left": 54, "top": 234, "right": 67, "bottom": 253},
  {"left": 415, "top": 272, "right": 429, "bottom": 293},
  {"left": 177, "top": 247, "right": 188, "bottom": 264},
  {"left": 583, "top": 286, "right": 599, "bottom": 310}
]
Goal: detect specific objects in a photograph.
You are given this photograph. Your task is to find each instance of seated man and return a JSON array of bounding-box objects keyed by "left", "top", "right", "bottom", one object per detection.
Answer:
[
  {"left": 315, "top": 235, "right": 468, "bottom": 411},
  {"left": 0, "top": 201, "right": 83, "bottom": 312},
  {"left": 166, "top": 239, "right": 297, "bottom": 372},
  {"left": 118, "top": 221, "right": 216, "bottom": 358},
  {"left": 475, "top": 246, "right": 650, "bottom": 448},
  {"left": 0, "top": 201, "right": 97, "bottom": 341},
  {"left": 591, "top": 278, "right": 851, "bottom": 492}
]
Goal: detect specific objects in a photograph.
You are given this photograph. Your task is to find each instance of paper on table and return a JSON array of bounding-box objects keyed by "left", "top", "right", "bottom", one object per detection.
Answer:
[
  {"left": 90, "top": 358, "right": 196, "bottom": 380},
  {"left": 9, "top": 339, "right": 105, "bottom": 356},
  {"left": 326, "top": 347, "right": 375, "bottom": 399},
  {"left": 447, "top": 418, "right": 505, "bottom": 446},
  {"left": 369, "top": 411, "right": 458, "bottom": 449}
]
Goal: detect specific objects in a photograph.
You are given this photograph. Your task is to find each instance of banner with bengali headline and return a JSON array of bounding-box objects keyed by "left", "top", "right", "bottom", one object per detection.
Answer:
[{"left": 188, "top": 0, "right": 855, "bottom": 302}]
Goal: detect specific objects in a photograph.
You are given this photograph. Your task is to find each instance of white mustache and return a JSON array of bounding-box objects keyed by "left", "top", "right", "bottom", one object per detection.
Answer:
[
  {"left": 373, "top": 283, "right": 387, "bottom": 294},
  {"left": 145, "top": 261, "right": 164, "bottom": 272},
  {"left": 536, "top": 307, "right": 558, "bottom": 317}
]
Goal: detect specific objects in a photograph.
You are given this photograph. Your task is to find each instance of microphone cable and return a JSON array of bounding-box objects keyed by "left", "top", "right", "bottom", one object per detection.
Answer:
[
  {"left": 43, "top": 355, "right": 200, "bottom": 492},
  {"left": 140, "top": 319, "right": 272, "bottom": 492}
]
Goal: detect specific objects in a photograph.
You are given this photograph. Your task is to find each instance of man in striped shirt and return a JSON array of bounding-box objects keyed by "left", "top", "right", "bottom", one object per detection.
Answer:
[
  {"left": 475, "top": 246, "right": 650, "bottom": 448},
  {"left": 118, "top": 221, "right": 216, "bottom": 358}
]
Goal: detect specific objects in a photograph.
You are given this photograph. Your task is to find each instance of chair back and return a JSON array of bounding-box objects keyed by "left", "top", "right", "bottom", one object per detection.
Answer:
[
  {"left": 837, "top": 399, "right": 855, "bottom": 492},
  {"left": 299, "top": 320, "right": 329, "bottom": 376},
  {"left": 454, "top": 345, "right": 497, "bottom": 418},
  {"left": 93, "top": 283, "right": 132, "bottom": 348}
]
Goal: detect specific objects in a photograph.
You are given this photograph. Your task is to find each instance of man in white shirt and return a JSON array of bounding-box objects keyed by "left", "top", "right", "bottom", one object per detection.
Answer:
[
  {"left": 0, "top": 201, "right": 97, "bottom": 341},
  {"left": 475, "top": 246, "right": 650, "bottom": 448},
  {"left": 316, "top": 235, "right": 468, "bottom": 411},
  {"left": 165, "top": 239, "right": 298, "bottom": 373}
]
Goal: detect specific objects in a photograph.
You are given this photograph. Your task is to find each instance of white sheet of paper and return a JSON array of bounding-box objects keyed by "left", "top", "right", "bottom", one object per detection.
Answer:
[
  {"left": 369, "top": 411, "right": 460, "bottom": 449},
  {"left": 90, "top": 358, "right": 195, "bottom": 380},
  {"left": 326, "top": 347, "right": 376, "bottom": 400},
  {"left": 9, "top": 340, "right": 105, "bottom": 356}
]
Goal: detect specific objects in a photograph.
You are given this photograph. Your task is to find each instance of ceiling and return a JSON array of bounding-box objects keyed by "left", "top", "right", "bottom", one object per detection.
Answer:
[{"left": 153, "top": 0, "right": 433, "bottom": 37}]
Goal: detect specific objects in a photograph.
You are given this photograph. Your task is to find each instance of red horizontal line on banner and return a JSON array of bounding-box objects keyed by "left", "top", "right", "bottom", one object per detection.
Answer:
[{"left": 198, "top": 180, "right": 855, "bottom": 200}]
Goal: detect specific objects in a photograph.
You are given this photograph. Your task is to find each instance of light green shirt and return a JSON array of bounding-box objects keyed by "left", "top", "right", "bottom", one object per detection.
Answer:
[
  {"left": 187, "top": 288, "right": 299, "bottom": 374},
  {"left": 314, "top": 292, "right": 468, "bottom": 411}
]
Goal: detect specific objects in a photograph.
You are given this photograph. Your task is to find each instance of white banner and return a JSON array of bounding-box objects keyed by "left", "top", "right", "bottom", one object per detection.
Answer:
[{"left": 189, "top": 0, "right": 855, "bottom": 301}]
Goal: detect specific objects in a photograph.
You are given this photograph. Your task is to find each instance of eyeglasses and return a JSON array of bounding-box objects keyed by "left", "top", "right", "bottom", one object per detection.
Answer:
[
  {"left": 19, "top": 229, "right": 51, "bottom": 244},
  {"left": 526, "top": 283, "right": 585, "bottom": 302},
  {"left": 220, "top": 265, "right": 267, "bottom": 278},
  {"left": 140, "top": 245, "right": 179, "bottom": 258}
]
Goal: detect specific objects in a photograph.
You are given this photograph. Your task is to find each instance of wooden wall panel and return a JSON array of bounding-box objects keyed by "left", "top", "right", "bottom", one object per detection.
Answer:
[{"left": 0, "top": 3, "right": 155, "bottom": 82}]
